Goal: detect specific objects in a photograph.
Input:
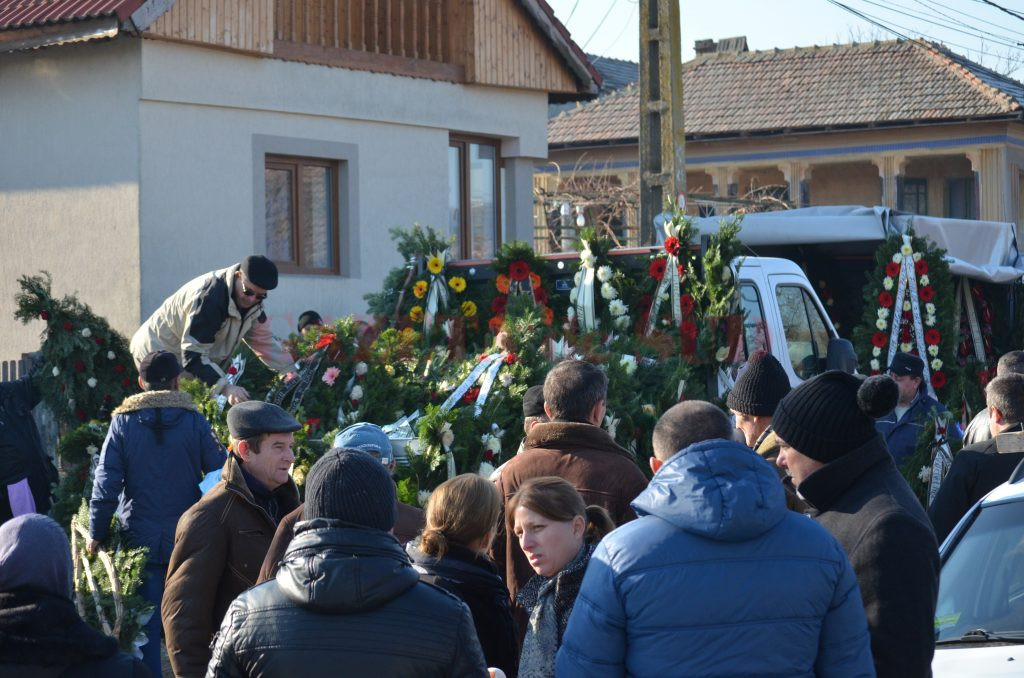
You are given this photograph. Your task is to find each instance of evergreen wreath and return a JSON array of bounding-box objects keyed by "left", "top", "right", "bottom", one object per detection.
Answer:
[
  {"left": 490, "top": 242, "right": 555, "bottom": 334},
  {"left": 567, "top": 227, "right": 635, "bottom": 333}
]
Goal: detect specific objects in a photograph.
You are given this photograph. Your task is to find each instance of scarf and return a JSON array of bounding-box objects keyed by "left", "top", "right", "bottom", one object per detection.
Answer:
[{"left": 516, "top": 542, "right": 594, "bottom": 678}]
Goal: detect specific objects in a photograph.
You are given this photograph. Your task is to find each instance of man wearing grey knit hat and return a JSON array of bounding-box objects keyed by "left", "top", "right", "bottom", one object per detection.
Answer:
[
  {"left": 207, "top": 448, "right": 490, "bottom": 677},
  {"left": 773, "top": 371, "right": 938, "bottom": 678}
]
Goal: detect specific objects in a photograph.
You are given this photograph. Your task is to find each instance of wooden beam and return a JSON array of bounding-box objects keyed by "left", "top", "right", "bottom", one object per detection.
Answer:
[{"left": 274, "top": 39, "right": 465, "bottom": 81}]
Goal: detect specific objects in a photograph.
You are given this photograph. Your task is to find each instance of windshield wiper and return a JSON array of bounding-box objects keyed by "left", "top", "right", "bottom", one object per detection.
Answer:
[{"left": 937, "top": 628, "right": 1024, "bottom": 645}]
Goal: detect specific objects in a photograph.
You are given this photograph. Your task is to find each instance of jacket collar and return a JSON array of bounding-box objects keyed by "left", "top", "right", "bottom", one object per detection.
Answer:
[
  {"left": 112, "top": 389, "right": 196, "bottom": 415},
  {"left": 220, "top": 264, "right": 265, "bottom": 322},
  {"left": 994, "top": 427, "right": 1024, "bottom": 454},
  {"left": 221, "top": 454, "right": 299, "bottom": 516},
  {"left": 796, "top": 433, "right": 893, "bottom": 512},
  {"left": 524, "top": 421, "right": 634, "bottom": 459}
]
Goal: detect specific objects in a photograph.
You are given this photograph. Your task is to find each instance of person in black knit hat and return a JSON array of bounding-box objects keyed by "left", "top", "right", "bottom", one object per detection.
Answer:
[
  {"left": 727, "top": 350, "right": 800, "bottom": 510},
  {"left": 206, "top": 449, "right": 490, "bottom": 677},
  {"left": 773, "top": 371, "right": 938, "bottom": 678}
]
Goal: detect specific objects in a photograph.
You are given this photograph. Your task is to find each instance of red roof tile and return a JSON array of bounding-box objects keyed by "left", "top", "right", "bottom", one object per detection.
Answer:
[
  {"left": 548, "top": 40, "right": 1024, "bottom": 146},
  {"left": 0, "top": 0, "right": 145, "bottom": 31}
]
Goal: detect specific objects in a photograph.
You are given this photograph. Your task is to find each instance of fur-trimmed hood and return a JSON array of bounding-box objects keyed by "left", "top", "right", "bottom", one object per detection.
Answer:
[{"left": 113, "top": 389, "right": 197, "bottom": 415}]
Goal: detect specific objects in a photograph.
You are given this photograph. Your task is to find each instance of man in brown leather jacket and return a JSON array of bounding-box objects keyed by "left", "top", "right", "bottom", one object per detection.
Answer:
[{"left": 162, "top": 401, "right": 301, "bottom": 678}]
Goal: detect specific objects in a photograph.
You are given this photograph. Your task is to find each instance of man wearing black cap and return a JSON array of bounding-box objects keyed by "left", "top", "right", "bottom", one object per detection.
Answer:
[
  {"left": 875, "top": 351, "right": 947, "bottom": 469},
  {"left": 163, "top": 400, "right": 301, "bottom": 678},
  {"left": 87, "top": 350, "right": 225, "bottom": 677},
  {"left": 129, "top": 255, "right": 296, "bottom": 405},
  {"left": 773, "top": 371, "right": 939, "bottom": 678},
  {"left": 207, "top": 448, "right": 489, "bottom": 677}
]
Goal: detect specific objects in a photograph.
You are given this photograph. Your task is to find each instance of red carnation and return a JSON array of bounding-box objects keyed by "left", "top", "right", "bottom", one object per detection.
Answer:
[
  {"left": 915, "top": 259, "right": 929, "bottom": 276},
  {"left": 63, "top": 322, "right": 73, "bottom": 332},
  {"left": 885, "top": 262, "right": 901, "bottom": 278},
  {"left": 648, "top": 258, "right": 666, "bottom": 281},
  {"left": 491, "top": 296, "right": 507, "bottom": 315},
  {"left": 931, "top": 371, "right": 947, "bottom": 389},
  {"left": 504, "top": 353, "right": 517, "bottom": 365},
  {"left": 74, "top": 360, "right": 85, "bottom": 373},
  {"left": 870, "top": 369, "right": 881, "bottom": 376},
  {"left": 39, "top": 311, "right": 49, "bottom": 321},
  {"left": 679, "top": 294, "right": 695, "bottom": 315},
  {"left": 925, "top": 329, "right": 941, "bottom": 346},
  {"left": 227, "top": 366, "right": 238, "bottom": 375},
  {"left": 678, "top": 264, "right": 687, "bottom": 278},
  {"left": 664, "top": 236, "right": 682, "bottom": 256},
  {"left": 463, "top": 387, "right": 480, "bottom": 404},
  {"left": 919, "top": 286, "right": 935, "bottom": 302},
  {"left": 315, "top": 334, "right": 336, "bottom": 350},
  {"left": 508, "top": 261, "right": 530, "bottom": 282},
  {"left": 534, "top": 288, "right": 549, "bottom": 305},
  {"left": 903, "top": 310, "right": 913, "bottom": 320},
  {"left": 114, "top": 364, "right": 126, "bottom": 374},
  {"left": 871, "top": 332, "right": 888, "bottom": 348},
  {"left": 900, "top": 328, "right": 911, "bottom": 343},
  {"left": 680, "top": 320, "right": 698, "bottom": 340},
  {"left": 878, "top": 291, "right": 893, "bottom": 308},
  {"left": 483, "top": 449, "right": 495, "bottom": 462}
]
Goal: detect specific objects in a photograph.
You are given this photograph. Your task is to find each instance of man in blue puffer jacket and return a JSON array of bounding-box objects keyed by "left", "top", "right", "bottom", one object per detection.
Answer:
[
  {"left": 88, "top": 350, "right": 225, "bottom": 677},
  {"left": 556, "top": 401, "right": 875, "bottom": 678}
]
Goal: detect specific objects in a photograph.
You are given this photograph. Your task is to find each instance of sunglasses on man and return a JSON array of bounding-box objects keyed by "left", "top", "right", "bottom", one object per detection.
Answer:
[{"left": 239, "top": 278, "right": 268, "bottom": 301}]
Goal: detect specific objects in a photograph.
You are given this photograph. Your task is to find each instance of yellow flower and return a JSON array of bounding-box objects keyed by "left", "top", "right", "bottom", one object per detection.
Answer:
[
  {"left": 410, "top": 306, "right": 424, "bottom": 322},
  {"left": 461, "top": 300, "right": 477, "bottom": 318},
  {"left": 413, "top": 280, "right": 428, "bottom": 299},
  {"left": 427, "top": 257, "right": 443, "bottom": 275},
  {"left": 449, "top": 276, "right": 467, "bottom": 293}
]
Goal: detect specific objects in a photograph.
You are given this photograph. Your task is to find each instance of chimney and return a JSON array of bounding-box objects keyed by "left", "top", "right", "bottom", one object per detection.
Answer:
[
  {"left": 694, "top": 39, "right": 715, "bottom": 56},
  {"left": 694, "top": 36, "right": 749, "bottom": 56}
]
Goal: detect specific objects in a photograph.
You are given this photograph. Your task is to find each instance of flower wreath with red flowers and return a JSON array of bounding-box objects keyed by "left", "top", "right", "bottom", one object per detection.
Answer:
[{"left": 490, "top": 241, "right": 556, "bottom": 334}]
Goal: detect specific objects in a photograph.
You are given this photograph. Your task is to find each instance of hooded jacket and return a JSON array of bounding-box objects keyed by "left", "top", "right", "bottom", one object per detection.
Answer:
[
  {"left": 206, "top": 521, "right": 488, "bottom": 678},
  {"left": 556, "top": 439, "right": 874, "bottom": 678},
  {"left": 799, "top": 434, "right": 938, "bottom": 678},
  {"left": 162, "top": 454, "right": 300, "bottom": 678},
  {"left": 129, "top": 264, "right": 294, "bottom": 394},
  {"left": 0, "top": 373, "right": 57, "bottom": 520},
  {"left": 88, "top": 390, "right": 225, "bottom": 564}
]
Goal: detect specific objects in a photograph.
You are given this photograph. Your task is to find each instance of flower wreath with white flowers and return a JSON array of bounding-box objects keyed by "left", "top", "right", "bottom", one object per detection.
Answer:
[{"left": 567, "top": 228, "right": 632, "bottom": 334}]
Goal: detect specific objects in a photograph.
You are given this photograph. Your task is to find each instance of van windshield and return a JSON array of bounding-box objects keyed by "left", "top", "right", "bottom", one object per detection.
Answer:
[{"left": 935, "top": 500, "right": 1024, "bottom": 642}]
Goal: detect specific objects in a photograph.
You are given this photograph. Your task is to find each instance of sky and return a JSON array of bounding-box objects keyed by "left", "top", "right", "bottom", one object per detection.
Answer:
[{"left": 544, "top": 0, "right": 1024, "bottom": 77}]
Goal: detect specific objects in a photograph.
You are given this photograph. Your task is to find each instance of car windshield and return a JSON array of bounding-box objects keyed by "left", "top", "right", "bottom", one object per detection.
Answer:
[{"left": 935, "top": 500, "right": 1024, "bottom": 642}]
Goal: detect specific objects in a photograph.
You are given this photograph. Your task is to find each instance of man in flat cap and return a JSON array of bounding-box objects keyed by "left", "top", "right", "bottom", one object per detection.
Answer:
[
  {"left": 875, "top": 352, "right": 948, "bottom": 469},
  {"left": 130, "top": 255, "right": 296, "bottom": 405},
  {"left": 162, "top": 400, "right": 301, "bottom": 678},
  {"left": 87, "top": 350, "right": 225, "bottom": 678}
]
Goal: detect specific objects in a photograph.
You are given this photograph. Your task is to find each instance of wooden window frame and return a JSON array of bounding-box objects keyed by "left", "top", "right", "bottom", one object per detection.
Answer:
[
  {"left": 265, "top": 154, "right": 341, "bottom": 275},
  {"left": 449, "top": 135, "right": 502, "bottom": 259},
  {"left": 900, "top": 177, "right": 928, "bottom": 215}
]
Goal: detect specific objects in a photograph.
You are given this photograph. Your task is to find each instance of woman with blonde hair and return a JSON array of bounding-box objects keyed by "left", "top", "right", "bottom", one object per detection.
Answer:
[
  {"left": 406, "top": 473, "right": 517, "bottom": 677},
  {"left": 509, "top": 476, "right": 614, "bottom": 677}
]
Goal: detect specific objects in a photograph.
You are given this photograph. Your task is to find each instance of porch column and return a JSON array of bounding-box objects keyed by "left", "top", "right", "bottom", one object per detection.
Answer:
[
  {"left": 780, "top": 162, "right": 810, "bottom": 207},
  {"left": 712, "top": 167, "right": 738, "bottom": 199},
  {"left": 967, "top": 148, "right": 1012, "bottom": 222},
  {"left": 876, "top": 155, "right": 904, "bottom": 209},
  {"left": 504, "top": 156, "right": 539, "bottom": 247}
]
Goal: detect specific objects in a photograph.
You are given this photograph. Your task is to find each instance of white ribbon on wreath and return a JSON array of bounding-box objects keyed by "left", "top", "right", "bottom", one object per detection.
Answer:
[
  {"left": 575, "top": 243, "right": 598, "bottom": 333},
  {"left": 645, "top": 221, "right": 685, "bottom": 336},
  {"left": 955, "top": 278, "right": 987, "bottom": 364},
  {"left": 423, "top": 249, "right": 450, "bottom": 334},
  {"left": 928, "top": 417, "right": 955, "bottom": 507},
  {"left": 887, "top": 235, "right": 935, "bottom": 398}
]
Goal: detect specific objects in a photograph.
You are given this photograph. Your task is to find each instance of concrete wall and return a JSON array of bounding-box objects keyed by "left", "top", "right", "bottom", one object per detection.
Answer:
[
  {"left": 138, "top": 39, "right": 549, "bottom": 335},
  {"left": 0, "top": 39, "right": 142, "bottom": 357}
]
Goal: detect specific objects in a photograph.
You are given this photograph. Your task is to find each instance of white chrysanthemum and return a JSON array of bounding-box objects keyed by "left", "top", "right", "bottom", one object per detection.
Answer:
[
  {"left": 913, "top": 252, "right": 922, "bottom": 262},
  {"left": 81, "top": 327, "right": 92, "bottom": 338},
  {"left": 596, "top": 266, "right": 613, "bottom": 283},
  {"left": 86, "top": 444, "right": 99, "bottom": 456},
  {"left": 417, "top": 490, "right": 432, "bottom": 507},
  {"left": 87, "top": 377, "right": 97, "bottom": 388},
  {"left": 573, "top": 271, "right": 583, "bottom": 285},
  {"left": 877, "top": 308, "right": 890, "bottom": 320},
  {"left": 350, "top": 385, "right": 364, "bottom": 401},
  {"left": 52, "top": 366, "right": 60, "bottom": 377},
  {"left": 355, "top": 362, "right": 368, "bottom": 376},
  {"left": 870, "top": 359, "right": 880, "bottom": 370},
  {"left": 892, "top": 253, "right": 903, "bottom": 263},
  {"left": 499, "top": 372, "right": 513, "bottom": 387},
  {"left": 609, "top": 299, "right": 627, "bottom": 317},
  {"left": 883, "top": 277, "right": 894, "bottom": 290},
  {"left": 619, "top": 355, "right": 637, "bottom": 376},
  {"left": 478, "top": 461, "right": 496, "bottom": 478},
  {"left": 600, "top": 282, "right": 618, "bottom": 300},
  {"left": 900, "top": 342, "right": 913, "bottom": 352},
  {"left": 876, "top": 318, "right": 887, "bottom": 331},
  {"left": 928, "top": 345, "right": 939, "bottom": 357},
  {"left": 917, "top": 465, "right": 931, "bottom": 483},
  {"left": 715, "top": 347, "right": 729, "bottom": 362},
  {"left": 925, "top": 303, "right": 936, "bottom": 315},
  {"left": 925, "top": 315, "right": 936, "bottom": 327},
  {"left": 581, "top": 250, "right": 596, "bottom": 268},
  {"left": 901, "top": 244, "right": 913, "bottom": 256},
  {"left": 106, "top": 351, "right": 115, "bottom": 360},
  {"left": 872, "top": 346, "right": 882, "bottom": 357},
  {"left": 614, "top": 315, "right": 630, "bottom": 329},
  {"left": 919, "top": 275, "right": 930, "bottom": 286},
  {"left": 931, "top": 359, "right": 943, "bottom": 371},
  {"left": 569, "top": 288, "right": 579, "bottom": 303},
  {"left": 903, "top": 301, "right": 912, "bottom": 312}
]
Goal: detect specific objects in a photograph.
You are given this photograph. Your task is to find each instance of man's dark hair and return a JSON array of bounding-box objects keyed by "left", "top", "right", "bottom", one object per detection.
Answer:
[
  {"left": 652, "top": 401, "right": 733, "bottom": 461},
  {"left": 997, "top": 351, "right": 1024, "bottom": 377},
  {"left": 141, "top": 378, "right": 176, "bottom": 392},
  {"left": 240, "top": 434, "right": 267, "bottom": 455},
  {"left": 543, "top": 360, "right": 608, "bottom": 422},
  {"left": 986, "top": 373, "right": 1024, "bottom": 426}
]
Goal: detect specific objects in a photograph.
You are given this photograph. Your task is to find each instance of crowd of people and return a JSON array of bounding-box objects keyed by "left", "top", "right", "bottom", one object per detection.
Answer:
[{"left": 2, "top": 255, "right": 1024, "bottom": 677}]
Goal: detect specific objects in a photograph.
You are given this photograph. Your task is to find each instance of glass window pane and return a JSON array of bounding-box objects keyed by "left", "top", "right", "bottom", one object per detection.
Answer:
[
  {"left": 449, "top": 145, "right": 463, "bottom": 256},
  {"left": 803, "top": 288, "right": 830, "bottom": 374},
  {"left": 469, "top": 143, "right": 497, "bottom": 259},
  {"left": 739, "top": 283, "right": 769, "bottom": 358},
  {"left": 776, "top": 285, "right": 815, "bottom": 380},
  {"left": 300, "top": 165, "right": 333, "bottom": 269},
  {"left": 265, "top": 167, "right": 294, "bottom": 262}
]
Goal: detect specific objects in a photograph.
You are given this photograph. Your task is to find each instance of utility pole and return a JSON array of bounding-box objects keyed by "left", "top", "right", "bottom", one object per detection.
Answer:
[{"left": 639, "top": 0, "right": 685, "bottom": 244}]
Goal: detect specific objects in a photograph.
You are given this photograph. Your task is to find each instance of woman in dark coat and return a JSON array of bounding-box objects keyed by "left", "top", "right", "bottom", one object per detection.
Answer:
[{"left": 406, "top": 474, "right": 518, "bottom": 677}]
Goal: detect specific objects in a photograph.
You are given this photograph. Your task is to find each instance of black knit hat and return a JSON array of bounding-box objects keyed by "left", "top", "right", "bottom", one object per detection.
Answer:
[
  {"left": 304, "top": 448, "right": 398, "bottom": 530},
  {"left": 241, "top": 255, "right": 278, "bottom": 290},
  {"left": 772, "top": 371, "right": 899, "bottom": 462},
  {"left": 522, "top": 385, "right": 546, "bottom": 418},
  {"left": 726, "top": 350, "right": 791, "bottom": 416}
]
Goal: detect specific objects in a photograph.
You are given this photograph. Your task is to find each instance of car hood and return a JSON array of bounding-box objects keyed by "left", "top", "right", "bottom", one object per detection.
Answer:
[{"left": 933, "top": 645, "right": 1024, "bottom": 677}]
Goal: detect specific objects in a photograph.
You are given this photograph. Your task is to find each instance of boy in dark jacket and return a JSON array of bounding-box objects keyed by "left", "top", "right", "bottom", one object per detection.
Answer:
[
  {"left": 775, "top": 371, "right": 939, "bottom": 678},
  {"left": 88, "top": 350, "right": 225, "bottom": 677}
]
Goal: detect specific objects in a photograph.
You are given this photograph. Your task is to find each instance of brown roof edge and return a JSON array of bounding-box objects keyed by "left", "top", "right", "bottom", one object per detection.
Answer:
[
  {"left": 915, "top": 39, "right": 1023, "bottom": 112},
  {"left": 516, "top": 0, "right": 602, "bottom": 99}
]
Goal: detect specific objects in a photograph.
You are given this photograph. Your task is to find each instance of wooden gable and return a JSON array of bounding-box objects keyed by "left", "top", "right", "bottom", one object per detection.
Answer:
[{"left": 144, "top": 0, "right": 587, "bottom": 96}]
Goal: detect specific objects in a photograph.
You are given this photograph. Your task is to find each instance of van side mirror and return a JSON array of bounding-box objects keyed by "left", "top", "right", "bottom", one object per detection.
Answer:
[{"left": 826, "top": 338, "right": 857, "bottom": 374}]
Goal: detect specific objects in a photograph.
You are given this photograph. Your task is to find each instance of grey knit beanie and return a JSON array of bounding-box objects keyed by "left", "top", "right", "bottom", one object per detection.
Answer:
[{"left": 304, "top": 448, "right": 398, "bottom": 530}]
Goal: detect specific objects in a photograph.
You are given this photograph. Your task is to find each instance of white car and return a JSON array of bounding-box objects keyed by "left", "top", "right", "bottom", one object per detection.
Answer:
[{"left": 933, "top": 466, "right": 1024, "bottom": 676}]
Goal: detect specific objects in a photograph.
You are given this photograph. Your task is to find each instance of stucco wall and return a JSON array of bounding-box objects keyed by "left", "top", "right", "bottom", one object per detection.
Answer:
[
  {"left": 138, "top": 39, "right": 549, "bottom": 336},
  {"left": 0, "top": 39, "right": 142, "bottom": 358}
]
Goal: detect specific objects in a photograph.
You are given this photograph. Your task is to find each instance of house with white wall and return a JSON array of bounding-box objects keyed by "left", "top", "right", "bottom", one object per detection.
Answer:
[{"left": 0, "top": 0, "right": 598, "bottom": 357}]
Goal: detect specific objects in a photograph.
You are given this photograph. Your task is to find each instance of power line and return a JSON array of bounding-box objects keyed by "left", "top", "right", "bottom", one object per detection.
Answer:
[
  {"left": 592, "top": 2, "right": 637, "bottom": 62},
  {"left": 913, "top": 0, "right": 1024, "bottom": 39},
  {"left": 581, "top": 0, "right": 620, "bottom": 50},
  {"left": 850, "top": 0, "right": 1024, "bottom": 49},
  {"left": 973, "top": 0, "right": 1024, "bottom": 23},
  {"left": 566, "top": 0, "right": 581, "bottom": 23}
]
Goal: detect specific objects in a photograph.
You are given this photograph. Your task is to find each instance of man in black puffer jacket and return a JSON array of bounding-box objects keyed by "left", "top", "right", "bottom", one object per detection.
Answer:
[
  {"left": 774, "top": 372, "right": 939, "bottom": 678},
  {"left": 207, "top": 448, "right": 488, "bottom": 677}
]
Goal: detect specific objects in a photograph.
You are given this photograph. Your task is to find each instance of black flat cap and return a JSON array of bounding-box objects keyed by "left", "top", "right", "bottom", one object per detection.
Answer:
[
  {"left": 241, "top": 255, "right": 278, "bottom": 290},
  {"left": 139, "top": 350, "right": 181, "bottom": 384},
  {"left": 523, "top": 384, "right": 546, "bottom": 418},
  {"left": 227, "top": 401, "right": 300, "bottom": 439},
  {"left": 888, "top": 352, "right": 924, "bottom": 379}
]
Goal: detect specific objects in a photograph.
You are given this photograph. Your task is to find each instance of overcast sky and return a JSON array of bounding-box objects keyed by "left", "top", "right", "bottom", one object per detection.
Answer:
[{"left": 545, "top": 0, "right": 1024, "bottom": 77}]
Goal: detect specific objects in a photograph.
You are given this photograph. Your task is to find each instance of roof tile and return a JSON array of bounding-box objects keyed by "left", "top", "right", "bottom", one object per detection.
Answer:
[{"left": 0, "top": 1, "right": 149, "bottom": 30}]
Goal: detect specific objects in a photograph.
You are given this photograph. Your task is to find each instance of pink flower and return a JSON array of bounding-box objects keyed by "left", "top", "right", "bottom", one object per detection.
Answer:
[{"left": 322, "top": 366, "right": 341, "bottom": 386}]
